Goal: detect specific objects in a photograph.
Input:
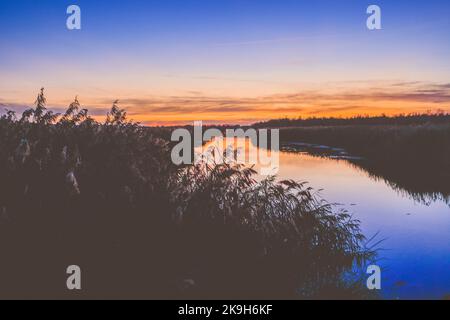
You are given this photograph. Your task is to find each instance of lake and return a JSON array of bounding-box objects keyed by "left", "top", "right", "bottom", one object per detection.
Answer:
[
  {"left": 275, "top": 150, "right": 450, "bottom": 299},
  {"left": 200, "top": 138, "right": 450, "bottom": 299}
]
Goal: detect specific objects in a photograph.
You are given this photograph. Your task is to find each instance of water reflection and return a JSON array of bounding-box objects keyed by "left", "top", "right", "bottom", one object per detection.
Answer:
[
  {"left": 281, "top": 143, "right": 450, "bottom": 207},
  {"left": 346, "top": 160, "right": 450, "bottom": 207},
  {"left": 277, "top": 149, "right": 450, "bottom": 300},
  {"left": 204, "top": 138, "right": 450, "bottom": 299}
]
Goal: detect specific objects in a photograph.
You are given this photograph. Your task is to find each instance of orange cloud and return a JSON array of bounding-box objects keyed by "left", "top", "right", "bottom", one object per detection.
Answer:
[{"left": 1, "top": 81, "right": 450, "bottom": 126}]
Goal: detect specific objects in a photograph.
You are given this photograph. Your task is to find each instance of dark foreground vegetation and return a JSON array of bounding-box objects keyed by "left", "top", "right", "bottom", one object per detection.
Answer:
[
  {"left": 0, "top": 89, "right": 374, "bottom": 299},
  {"left": 257, "top": 114, "right": 450, "bottom": 204}
]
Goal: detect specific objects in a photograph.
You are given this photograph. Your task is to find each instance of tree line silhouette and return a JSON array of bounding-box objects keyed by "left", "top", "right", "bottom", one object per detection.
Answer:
[{"left": 254, "top": 112, "right": 450, "bottom": 128}]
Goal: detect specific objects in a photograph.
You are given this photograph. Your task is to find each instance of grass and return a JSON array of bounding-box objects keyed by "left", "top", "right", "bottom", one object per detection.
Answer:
[
  {"left": 273, "top": 122, "right": 450, "bottom": 204},
  {"left": 0, "top": 89, "right": 375, "bottom": 299}
]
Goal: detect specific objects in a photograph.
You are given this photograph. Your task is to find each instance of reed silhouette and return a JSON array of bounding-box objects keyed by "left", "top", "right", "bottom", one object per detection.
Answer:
[
  {"left": 0, "top": 89, "right": 375, "bottom": 299},
  {"left": 266, "top": 119, "right": 450, "bottom": 204}
]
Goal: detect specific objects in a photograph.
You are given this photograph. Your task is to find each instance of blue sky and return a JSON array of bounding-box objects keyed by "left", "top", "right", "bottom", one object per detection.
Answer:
[{"left": 1, "top": 0, "right": 450, "bottom": 124}]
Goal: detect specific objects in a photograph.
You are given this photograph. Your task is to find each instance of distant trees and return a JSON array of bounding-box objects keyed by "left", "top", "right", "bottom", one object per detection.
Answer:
[{"left": 254, "top": 112, "right": 450, "bottom": 128}]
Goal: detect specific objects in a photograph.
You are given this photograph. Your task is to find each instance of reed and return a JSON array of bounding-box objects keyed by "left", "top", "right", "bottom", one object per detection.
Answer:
[
  {"left": 277, "top": 124, "right": 450, "bottom": 203},
  {"left": 0, "top": 89, "right": 374, "bottom": 299}
]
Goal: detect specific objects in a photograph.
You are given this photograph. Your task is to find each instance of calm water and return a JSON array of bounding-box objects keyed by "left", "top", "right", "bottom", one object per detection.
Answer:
[
  {"left": 201, "top": 138, "right": 450, "bottom": 299},
  {"left": 274, "top": 151, "right": 450, "bottom": 299}
]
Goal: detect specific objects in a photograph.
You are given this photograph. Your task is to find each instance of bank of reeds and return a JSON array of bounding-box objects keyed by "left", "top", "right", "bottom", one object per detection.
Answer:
[
  {"left": 0, "top": 89, "right": 374, "bottom": 299},
  {"left": 278, "top": 124, "right": 450, "bottom": 203}
]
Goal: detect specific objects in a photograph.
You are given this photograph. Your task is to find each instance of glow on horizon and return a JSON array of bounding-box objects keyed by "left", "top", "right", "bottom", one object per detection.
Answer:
[{"left": 2, "top": 80, "right": 448, "bottom": 126}]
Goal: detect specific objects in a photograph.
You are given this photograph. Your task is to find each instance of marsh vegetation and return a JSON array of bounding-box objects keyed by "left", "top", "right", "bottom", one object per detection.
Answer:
[
  {"left": 0, "top": 89, "right": 374, "bottom": 299},
  {"left": 256, "top": 116, "right": 450, "bottom": 204}
]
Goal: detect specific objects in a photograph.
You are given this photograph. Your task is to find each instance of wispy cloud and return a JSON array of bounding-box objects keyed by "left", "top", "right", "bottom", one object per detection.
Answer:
[
  {"left": 1, "top": 81, "right": 449, "bottom": 125},
  {"left": 211, "top": 32, "right": 349, "bottom": 47}
]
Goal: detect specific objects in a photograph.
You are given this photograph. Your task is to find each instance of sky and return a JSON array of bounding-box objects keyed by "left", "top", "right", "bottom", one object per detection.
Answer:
[{"left": 1, "top": 0, "right": 450, "bottom": 125}]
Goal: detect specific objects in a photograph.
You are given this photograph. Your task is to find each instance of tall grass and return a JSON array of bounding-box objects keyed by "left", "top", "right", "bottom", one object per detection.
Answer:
[
  {"left": 278, "top": 124, "right": 450, "bottom": 203},
  {"left": 0, "top": 89, "right": 374, "bottom": 299}
]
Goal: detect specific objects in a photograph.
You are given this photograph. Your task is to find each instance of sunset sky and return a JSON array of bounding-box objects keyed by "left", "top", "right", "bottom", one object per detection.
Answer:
[{"left": 1, "top": 0, "right": 450, "bottom": 125}]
